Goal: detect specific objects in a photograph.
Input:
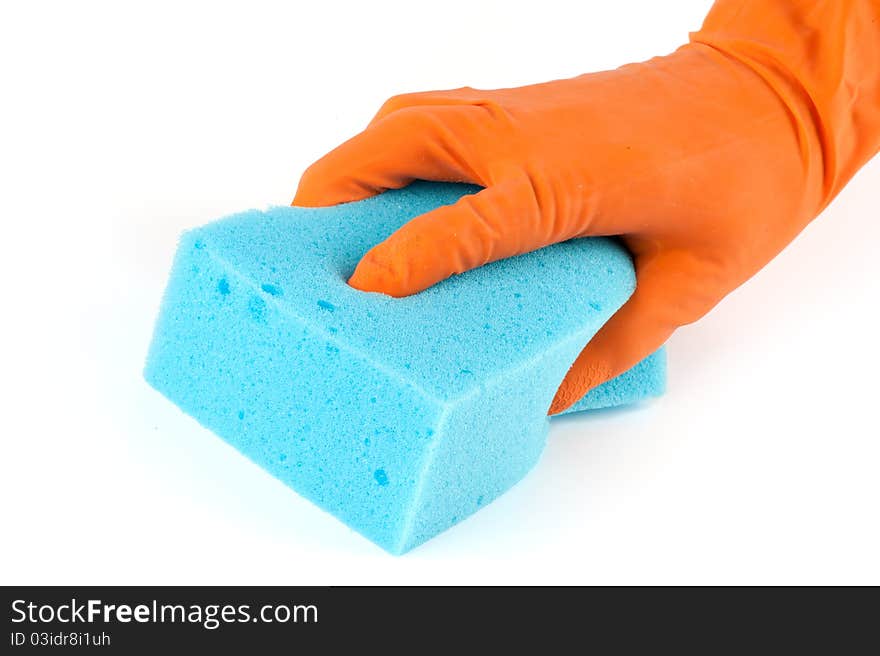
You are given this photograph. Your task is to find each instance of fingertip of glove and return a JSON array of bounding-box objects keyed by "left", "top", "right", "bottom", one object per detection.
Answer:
[
  {"left": 291, "top": 183, "right": 328, "bottom": 208},
  {"left": 548, "top": 384, "right": 578, "bottom": 415},
  {"left": 547, "top": 357, "right": 614, "bottom": 415},
  {"left": 348, "top": 254, "right": 411, "bottom": 298}
]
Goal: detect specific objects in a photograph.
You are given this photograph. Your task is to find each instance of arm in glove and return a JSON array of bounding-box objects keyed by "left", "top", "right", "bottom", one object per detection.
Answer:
[{"left": 294, "top": 0, "right": 880, "bottom": 413}]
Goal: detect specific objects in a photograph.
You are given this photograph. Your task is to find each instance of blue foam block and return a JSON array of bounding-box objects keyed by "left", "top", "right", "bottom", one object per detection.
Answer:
[{"left": 145, "top": 182, "right": 665, "bottom": 553}]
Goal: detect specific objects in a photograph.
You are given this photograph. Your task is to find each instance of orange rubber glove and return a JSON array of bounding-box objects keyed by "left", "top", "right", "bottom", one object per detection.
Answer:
[{"left": 294, "top": 0, "right": 880, "bottom": 414}]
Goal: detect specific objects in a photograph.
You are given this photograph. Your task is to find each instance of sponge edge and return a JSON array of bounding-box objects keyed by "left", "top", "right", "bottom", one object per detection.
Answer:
[{"left": 145, "top": 182, "right": 665, "bottom": 553}]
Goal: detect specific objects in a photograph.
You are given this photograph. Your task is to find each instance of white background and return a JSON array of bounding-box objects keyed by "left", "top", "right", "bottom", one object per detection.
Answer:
[{"left": 2, "top": 0, "right": 878, "bottom": 585}]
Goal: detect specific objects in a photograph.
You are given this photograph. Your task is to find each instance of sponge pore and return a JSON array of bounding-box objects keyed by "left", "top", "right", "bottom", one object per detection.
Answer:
[{"left": 144, "top": 182, "right": 665, "bottom": 553}]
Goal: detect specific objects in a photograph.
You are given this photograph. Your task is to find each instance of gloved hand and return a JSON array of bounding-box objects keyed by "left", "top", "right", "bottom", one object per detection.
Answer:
[{"left": 294, "top": 0, "right": 880, "bottom": 414}]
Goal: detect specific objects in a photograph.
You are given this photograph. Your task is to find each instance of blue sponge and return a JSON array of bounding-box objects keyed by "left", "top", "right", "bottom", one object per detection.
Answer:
[{"left": 145, "top": 182, "right": 665, "bottom": 553}]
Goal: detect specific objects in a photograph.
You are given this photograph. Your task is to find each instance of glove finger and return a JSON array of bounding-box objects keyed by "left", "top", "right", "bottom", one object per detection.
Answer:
[
  {"left": 348, "top": 174, "right": 546, "bottom": 297},
  {"left": 369, "top": 87, "right": 488, "bottom": 126},
  {"left": 548, "top": 247, "right": 722, "bottom": 414},
  {"left": 293, "top": 105, "right": 487, "bottom": 208}
]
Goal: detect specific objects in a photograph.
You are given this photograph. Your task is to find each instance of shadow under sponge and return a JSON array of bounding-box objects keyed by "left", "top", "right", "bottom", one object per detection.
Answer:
[{"left": 144, "top": 182, "right": 665, "bottom": 553}]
